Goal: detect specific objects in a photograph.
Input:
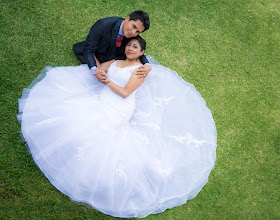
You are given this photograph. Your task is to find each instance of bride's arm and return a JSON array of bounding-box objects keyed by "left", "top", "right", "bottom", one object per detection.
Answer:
[
  {"left": 99, "top": 59, "right": 116, "bottom": 72},
  {"left": 105, "top": 68, "right": 146, "bottom": 98},
  {"left": 94, "top": 58, "right": 116, "bottom": 84}
]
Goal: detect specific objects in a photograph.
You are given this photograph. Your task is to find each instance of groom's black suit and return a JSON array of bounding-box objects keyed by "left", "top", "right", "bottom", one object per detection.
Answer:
[{"left": 73, "top": 17, "right": 148, "bottom": 69}]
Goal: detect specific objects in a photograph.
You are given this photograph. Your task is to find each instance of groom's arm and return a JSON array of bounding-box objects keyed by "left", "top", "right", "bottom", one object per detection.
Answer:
[{"left": 84, "top": 19, "right": 104, "bottom": 69}]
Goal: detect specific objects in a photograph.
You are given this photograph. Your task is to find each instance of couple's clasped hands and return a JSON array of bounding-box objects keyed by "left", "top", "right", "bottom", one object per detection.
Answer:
[
  {"left": 94, "top": 65, "right": 151, "bottom": 84},
  {"left": 94, "top": 69, "right": 109, "bottom": 84}
]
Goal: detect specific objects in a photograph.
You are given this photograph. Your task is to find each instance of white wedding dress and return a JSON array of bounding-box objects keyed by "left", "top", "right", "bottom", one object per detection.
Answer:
[{"left": 18, "top": 59, "right": 217, "bottom": 218}]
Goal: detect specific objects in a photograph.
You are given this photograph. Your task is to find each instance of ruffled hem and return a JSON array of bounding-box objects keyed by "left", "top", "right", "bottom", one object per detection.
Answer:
[{"left": 17, "top": 56, "right": 217, "bottom": 218}]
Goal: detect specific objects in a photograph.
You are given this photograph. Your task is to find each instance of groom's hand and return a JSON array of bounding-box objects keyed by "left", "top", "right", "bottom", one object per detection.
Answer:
[
  {"left": 134, "top": 65, "right": 151, "bottom": 78},
  {"left": 94, "top": 69, "right": 107, "bottom": 84}
]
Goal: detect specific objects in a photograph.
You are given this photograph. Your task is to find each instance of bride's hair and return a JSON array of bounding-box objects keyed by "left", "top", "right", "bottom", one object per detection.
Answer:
[
  {"left": 130, "top": 36, "right": 146, "bottom": 51},
  {"left": 118, "top": 36, "right": 146, "bottom": 61}
]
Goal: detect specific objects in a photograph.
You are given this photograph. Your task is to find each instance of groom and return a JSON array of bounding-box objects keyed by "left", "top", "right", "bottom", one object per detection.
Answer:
[{"left": 73, "top": 10, "right": 151, "bottom": 84}]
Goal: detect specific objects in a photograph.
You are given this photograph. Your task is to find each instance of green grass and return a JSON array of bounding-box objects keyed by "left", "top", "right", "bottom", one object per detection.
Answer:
[{"left": 1, "top": 0, "right": 279, "bottom": 219}]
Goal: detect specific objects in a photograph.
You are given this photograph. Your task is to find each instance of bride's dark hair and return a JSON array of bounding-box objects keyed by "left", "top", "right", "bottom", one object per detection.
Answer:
[
  {"left": 132, "top": 35, "right": 146, "bottom": 51},
  {"left": 118, "top": 36, "right": 146, "bottom": 60}
]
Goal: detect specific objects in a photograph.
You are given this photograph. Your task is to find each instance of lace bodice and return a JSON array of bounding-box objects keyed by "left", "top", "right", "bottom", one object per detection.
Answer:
[
  {"left": 99, "top": 61, "right": 142, "bottom": 123},
  {"left": 107, "top": 61, "right": 141, "bottom": 87}
]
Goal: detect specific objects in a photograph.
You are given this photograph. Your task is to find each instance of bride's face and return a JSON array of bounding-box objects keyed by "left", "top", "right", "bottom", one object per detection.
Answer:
[
  {"left": 122, "top": 16, "right": 145, "bottom": 38},
  {"left": 125, "top": 39, "right": 145, "bottom": 60}
]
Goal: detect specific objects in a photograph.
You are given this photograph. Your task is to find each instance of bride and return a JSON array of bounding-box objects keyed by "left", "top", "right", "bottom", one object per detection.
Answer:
[{"left": 18, "top": 36, "right": 217, "bottom": 218}]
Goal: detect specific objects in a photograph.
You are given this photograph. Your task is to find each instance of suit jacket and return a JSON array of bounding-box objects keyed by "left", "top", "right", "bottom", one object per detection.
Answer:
[{"left": 84, "top": 17, "right": 149, "bottom": 68}]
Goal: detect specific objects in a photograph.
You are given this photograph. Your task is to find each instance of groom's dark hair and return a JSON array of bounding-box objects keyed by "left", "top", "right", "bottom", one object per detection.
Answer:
[{"left": 128, "top": 11, "right": 150, "bottom": 32}]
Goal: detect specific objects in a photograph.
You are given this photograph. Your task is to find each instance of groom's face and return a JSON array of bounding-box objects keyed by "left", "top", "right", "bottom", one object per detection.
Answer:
[{"left": 122, "top": 16, "right": 145, "bottom": 38}]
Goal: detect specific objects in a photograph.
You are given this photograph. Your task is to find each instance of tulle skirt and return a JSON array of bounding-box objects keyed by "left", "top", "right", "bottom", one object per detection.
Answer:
[{"left": 18, "top": 57, "right": 217, "bottom": 218}]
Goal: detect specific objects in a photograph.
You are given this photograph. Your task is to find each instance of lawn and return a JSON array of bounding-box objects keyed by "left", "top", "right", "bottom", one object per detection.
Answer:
[{"left": 1, "top": 0, "right": 279, "bottom": 219}]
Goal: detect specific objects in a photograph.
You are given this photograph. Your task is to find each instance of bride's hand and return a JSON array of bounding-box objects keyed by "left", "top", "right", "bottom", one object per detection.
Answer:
[
  {"left": 104, "top": 78, "right": 111, "bottom": 84},
  {"left": 94, "top": 69, "right": 107, "bottom": 84},
  {"left": 134, "top": 65, "right": 151, "bottom": 78}
]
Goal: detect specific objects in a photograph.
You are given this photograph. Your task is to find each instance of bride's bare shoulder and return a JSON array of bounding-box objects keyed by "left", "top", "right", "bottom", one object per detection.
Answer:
[{"left": 115, "top": 60, "right": 124, "bottom": 68}]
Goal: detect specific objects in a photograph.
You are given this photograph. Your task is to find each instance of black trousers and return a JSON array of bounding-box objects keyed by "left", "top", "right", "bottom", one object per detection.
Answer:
[{"left": 73, "top": 41, "right": 87, "bottom": 64}]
